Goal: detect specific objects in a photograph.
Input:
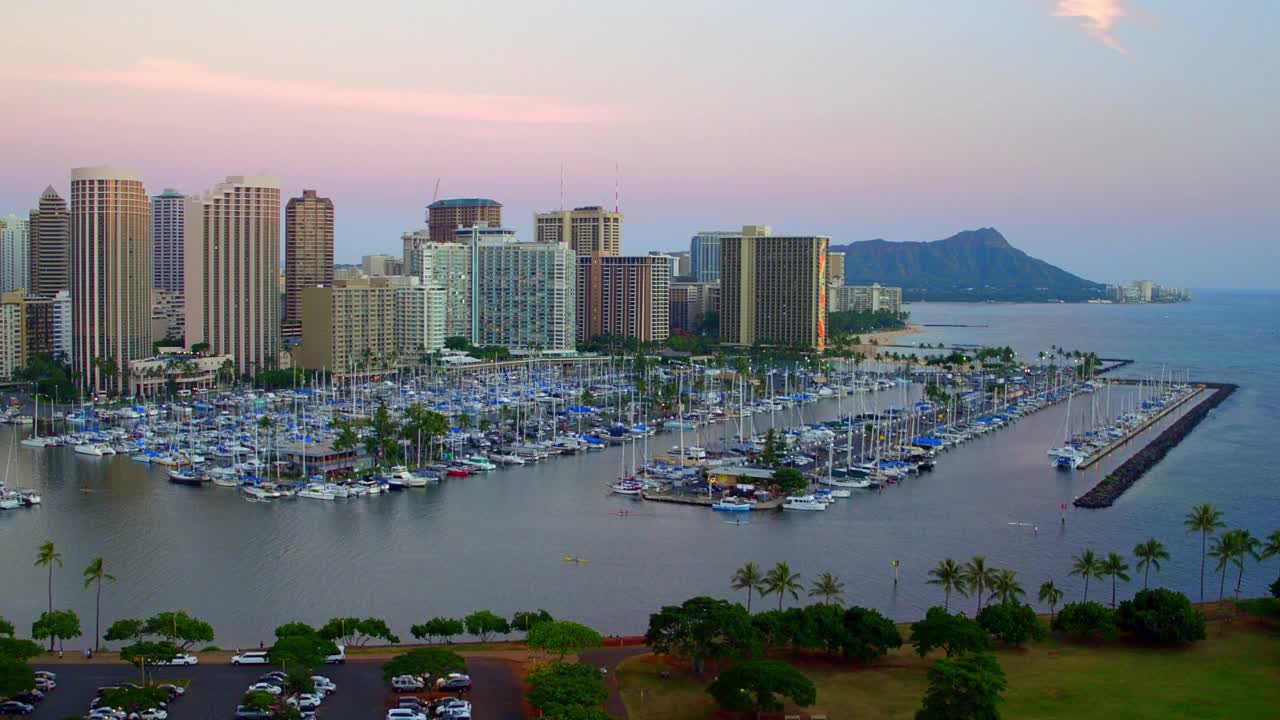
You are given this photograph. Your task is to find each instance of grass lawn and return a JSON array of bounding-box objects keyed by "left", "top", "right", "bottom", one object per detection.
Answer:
[{"left": 617, "top": 620, "right": 1280, "bottom": 719}]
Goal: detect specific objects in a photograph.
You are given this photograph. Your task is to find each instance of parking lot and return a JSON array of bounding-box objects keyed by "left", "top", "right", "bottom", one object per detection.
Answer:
[{"left": 29, "top": 658, "right": 525, "bottom": 719}]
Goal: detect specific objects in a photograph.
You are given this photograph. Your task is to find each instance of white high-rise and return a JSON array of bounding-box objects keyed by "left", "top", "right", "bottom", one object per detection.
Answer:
[
  {"left": 0, "top": 215, "right": 30, "bottom": 293},
  {"left": 152, "top": 189, "right": 185, "bottom": 293},
  {"left": 184, "top": 176, "right": 281, "bottom": 375}
]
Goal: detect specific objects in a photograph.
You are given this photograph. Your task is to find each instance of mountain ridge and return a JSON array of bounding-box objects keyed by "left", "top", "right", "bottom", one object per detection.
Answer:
[{"left": 831, "top": 228, "right": 1106, "bottom": 302}]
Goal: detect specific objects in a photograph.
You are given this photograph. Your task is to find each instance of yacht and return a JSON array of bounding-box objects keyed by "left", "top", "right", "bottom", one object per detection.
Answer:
[
  {"left": 74, "top": 443, "right": 114, "bottom": 456},
  {"left": 242, "top": 485, "right": 273, "bottom": 500},
  {"left": 782, "top": 495, "right": 827, "bottom": 511},
  {"left": 298, "top": 483, "right": 336, "bottom": 500},
  {"left": 167, "top": 469, "right": 205, "bottom": 486},
  {"left": 387, "top": 465, "right": 428, "bottom": 487},
  {"left": 610, "top": 479, "right": 643, "bottom": 496}
]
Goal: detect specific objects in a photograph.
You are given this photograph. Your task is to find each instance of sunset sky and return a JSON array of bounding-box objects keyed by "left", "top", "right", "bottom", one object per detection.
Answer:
[{"left": 1, "top": 1, "right": 1275, "bottom": 289}]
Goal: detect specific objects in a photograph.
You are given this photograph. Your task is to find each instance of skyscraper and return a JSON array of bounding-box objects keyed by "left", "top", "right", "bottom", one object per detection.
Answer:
[
  {"left": 577, "top": 254, "right": 670, "bottom": 344},
  {"left": 28, "top": 186, "right": 69, "bottom": 297},
  {"left": 827, "top": 251, "right": 846, "bottom": 287},
  {"left": 0, "top": 215, "right": 30, "bottom": 294},
  {"left": 473, "top": 235, "right": 576, "bottom": 353},
  {"left": 284, "top": 189, "right": 334, "bottom": 338},
  {"left": 534, "top": 206, "right": 623, "bottom": 257},
  {"left": 689, "top": 231, "right": 736, "bottom": 283},
  {"left": 184, "top": 176, "right": 281, "bottom": 375},
  {"left": 70, "top": 167, "right": 152, "bottom": 393},
  {"left": 152, "top": 189, "right": 186, "bottom": 293},
  {"left": 720, "top": 225, "right": 828, "bottom": 351},
  {"left": 426, "top": 198, "right": 502, "bottom": 243}
]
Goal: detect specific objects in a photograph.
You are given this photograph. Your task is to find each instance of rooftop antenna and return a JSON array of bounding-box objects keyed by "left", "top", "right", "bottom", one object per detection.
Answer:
[
  {"left": 559, "top": 163, "right": 565, "bottom": 211},
  {"left": 432, "top": 178, "right": 441, "bottom": 204},
  {"left": 614, "top": 162, "right": 620, "bottom": 213}
]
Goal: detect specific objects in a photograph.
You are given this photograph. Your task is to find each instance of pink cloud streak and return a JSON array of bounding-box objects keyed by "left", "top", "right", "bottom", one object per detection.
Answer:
[
  {"left": 1053, "top": 0, "right": 1129, "bottom": 53},
  {"left": 53, "top": 57, "right": 613, "bottom": 125}
]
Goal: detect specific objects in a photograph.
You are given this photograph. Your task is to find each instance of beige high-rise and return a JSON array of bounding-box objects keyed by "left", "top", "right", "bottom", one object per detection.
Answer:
[
  {"left": 535, "top": 206, "right": 623, "bottom": 257},
  {"left": 184, "top": 176, "right": 281, "bottom": 375},
  {"left": 284, "top": 189, "right": 334, "bottom": 337},
  {"left": 720, "top": 225, "right": 828, "bottom": 351},
  {"left": 70, "top": 167, "right": 152, "bottom": 393}
]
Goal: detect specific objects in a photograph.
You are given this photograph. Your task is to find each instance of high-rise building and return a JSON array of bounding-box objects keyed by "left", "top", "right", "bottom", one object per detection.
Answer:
[
  {"left": 720, "top": 225, "right": 829, "bottom": 351},
  {"left": 184, "top": 176, "right": 281, "bottom": 375},
  {"left": 361, "top": 254, "right": 403, "bottom": 277},
  {"left": 426, "top": 198, "right": 502, "bottom": 243},
  {"left": 535, "top": 206, "right": 623, "bottom": 257},
  {"left": 70, "top": 167, "right": 152, "bottom": 393},
  {"left": 152, "top": 189, "right": 186, "bottom": 294},
  {"left": 28, "top": 186, "right": 69, "bottom": 297},
  {"left": 297, "top": 278, "right": 396, "bottom": 376},
  {"left": 577, "top": 254, "right": 670, "bottom": 344},
  {"left": 0, "top": 298, "right": 21, "bottom": 381},
  {"left": 689, "top": 231, "right": 736, "bottom": 283},
  {"left": 669, "top": 281, "right": 719, "bottom": 335},
  {"left": 408, "top": 235, "right": 474, "bottom": 341},
  {"left": 673, "top": 250, "right": 692, "bottom": 279},
  {"left": 392, "top": 278, "right": 447, "bottom": 361},
  {"left": 827, "top": 251, "right": 846, "bottom": 287},
  {"left": 829, "top": 283, "right": 902, "bottom": 314},
  {"left": 1, "top": 289, "right": 69, "bottom": 368},
  {"left": 151, "top": 288, "right": 185, "bottom": 342},
  {"left": 473, "top": 235, "right": 576, "bottom": 353},
  {"left": 284, "top": 189, "right": 334, "bottom": 338},
  {"left": 0, "top": 214, "right": 30, "bottom": 293}
]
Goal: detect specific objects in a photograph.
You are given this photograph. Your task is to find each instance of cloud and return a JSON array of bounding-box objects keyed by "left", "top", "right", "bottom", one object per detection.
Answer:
[
  {"left": 1053, "top": 0, "right": 1129, "bottom": 52},
  {"left": 53, "top": 57, "right": 613, "bottom": 125}
]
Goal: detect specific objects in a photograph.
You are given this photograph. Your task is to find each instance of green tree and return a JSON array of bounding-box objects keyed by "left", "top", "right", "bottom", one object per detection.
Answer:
[
  {"left": 144, "top": 611, "right": 214, "bottom": 650},
  {"left": 1100, "top": 552, "right": 1131, "bottom": 608},
  {"left": 1069, "top": 549, "right": 1103, "bottom": 603},
  {"left": 0, "top": 637, "right": 41, "bottom": 661},
  {"left": 916, "top": 651, "right": 1006, "bottom": 720},
  {"left": 0, "top": 655, "right": 36, "bottom": 699},
  {"left": 365, "top": 402, "right": 403, "bottom": 464},
  {"left": 760, "top": 428, "right": 782, "bottom": 466},
  {"left": 318, "top": 617, "right": 399, "bottom": 647},
  {"left": 808, "top": 571, "right": 846, "bottom": 606},
  {"left": 988, "top": 569, "right": 1025, "bottom": 606},
  {"left": 1117, "top": 588, "right": 1207, "bottom": 644},
  {"left": 975, "top": 602, "right": 1045, "bottom": 646},
  {"left": 104, "top": 618, "right": 145, "bottom": 645},
  {"left": 464, "top": 610, "right": 510, "bottom": 642},
  {"left": 511, "top": 609, "right": 555, "bottom": 634},
  {"left": 269, "top": 633, "right": 338, "bottom": 673},
  {"left": 527, "top": 621, "right": 604, "bottom": 659},
  {"left": 1226, "top": 528, "right": 1263, "bottom": 600},
  {"left": 1184, "top": 503, "right": 1225, "bottom": 603},
  {"left": 118, "top": 640, "right": 182, "bottom": 685},
  {"left": 410, "top": 618, "right": 465, "bottom": 644},
  {"left": 1133, "top": 538, "right": 1170, "bottom": 590},
  {"left": 331, "top": 418, "right": 360, "bottom": 453},
  {"left": 644, "top": 596, "right": 758, "bottom": 675},
  {"left": 731, "top": 562, "right": 765, "bottom": 613},
  {"left": 1208, "top": 533, "right": 1235, "bottom": 603},
  {"left": 0, "top": 617, "right": 11, "bottom": 638},
  {"left": 909, "top": 607, "right": 991, "bottom": 658},
  {"left": 928, "top": 558, "right": 968, "bottom": 612},
  {"left": 275, "top": 621, "right": 319, "bottom": 639},
  {"left": 840, "top": 606, "right": 902, "bottom": 661},
  {"left": 961, "top": 556, "right": 997, "bottom": 614},
  {"left": 1051, "top": 601, "right": 1117, "bottom": 640},
  {"left": 82, "top": 556, "right": 115, "bottom": 651},
  {"left": 707, "top": 659, "right": 817, "bottom": 716},
  {"left": 33, "top": 540, "right": 62, "bottom": 629},
  {"left": 771, "top": 467, "right": 808, "bottom": 495},
  {"left": 1037, "top": 581, "right": 1065, "bottom": 621},
  {"left": 31, "top": 609, "right": 81, "bottom": 653},
  {"left": 527, "top": 661, "right": 609, "bottom": 717},
  {"left": 763, "top": 562, "right": 804, "bottom": 611},
  {"left": 381, "top": 647, "right": 467, "bottom": 682}
]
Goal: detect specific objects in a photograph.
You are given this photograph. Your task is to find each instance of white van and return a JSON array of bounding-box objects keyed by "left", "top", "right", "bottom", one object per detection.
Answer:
[
  {"left": 231, "top": 651, "right": 269, "bottom": 665},
  {"left": 325, "top": 645, "right": 345, "bottom": 664}
]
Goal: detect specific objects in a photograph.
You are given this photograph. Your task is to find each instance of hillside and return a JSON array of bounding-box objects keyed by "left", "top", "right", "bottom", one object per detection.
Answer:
[{"left": 831, "top": 228, "right": 1106, "bottom": 302}]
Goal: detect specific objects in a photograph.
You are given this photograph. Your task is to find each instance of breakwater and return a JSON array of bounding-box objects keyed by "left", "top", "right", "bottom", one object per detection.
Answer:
[{"left": 1075, "top": 382, "right": 1239, "bottom": 508}]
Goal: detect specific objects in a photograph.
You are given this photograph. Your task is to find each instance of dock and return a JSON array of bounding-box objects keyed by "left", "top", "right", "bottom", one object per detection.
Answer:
[
  {"left": 1078, "top": 385, "right": 1204, "bottom": 469},
  {"left": 641, "top": 491, "right": 785, "bottom": 511}
]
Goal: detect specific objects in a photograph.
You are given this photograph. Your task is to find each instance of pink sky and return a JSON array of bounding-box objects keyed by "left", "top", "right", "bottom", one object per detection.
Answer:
[{"left": 0, "top": 1, "right": 1275, "bottom": 288}]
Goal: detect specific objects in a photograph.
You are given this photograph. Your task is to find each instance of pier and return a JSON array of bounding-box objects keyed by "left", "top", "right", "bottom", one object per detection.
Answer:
[
  {"left": 1078, "top": 384, "right": 1204, "bottom": 469},
  {"left": 1075, "top": 382, "right": 1239, "bottom": 509},
  {"left": 640, "top": 491, "right": 786, "bottom": 511}
]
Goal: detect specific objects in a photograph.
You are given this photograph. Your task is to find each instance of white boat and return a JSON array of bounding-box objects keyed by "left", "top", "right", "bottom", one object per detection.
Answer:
[
  {"left": 298, "top": 484, "right": 336, "bottom": 500},
  {"left": 387, "top": 466, "right": 428, "bottom": 487},
  {"left": 490, "top": 453, "right": 526, "bottom": 466},
  {"left": 74, "top": 443, "right": 113, "bottom": 456},
  {"left": 241, "top": 485, "right": 272, "bottom": 500},
  {"left": 783, "top": 495, "right": 827, "bottom": 511},
  {"left": 0, "top": 496, "right": 20, "bottom": 510},
  {"left": 460, "top": 455, "right": 496, "bottom": 471},
  {"left": 20, "top": 437, "right": 53, "bottom": 448}
]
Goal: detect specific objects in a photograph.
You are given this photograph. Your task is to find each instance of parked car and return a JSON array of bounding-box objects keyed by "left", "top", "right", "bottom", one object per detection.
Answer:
[
  {"left": 436, "top": 675, "right": 472, "bottom": 693},
  {"left": 34, "top": 678, "right": 56, "bottom": 692},
  {"left": 311, "top": 676, "right": 337, "bottom": 695},
  {"left": 391, "top": 675, "right": 426, "bottom": 692},
  {"left": 11, "top": 690, "right": 44, "bottom": 704},
  {"left": 155, "top": 653, "right": 198, "bottom": 666},
  {"left": 432, "top": 698, "right": 471, "bottom": 717},
  {"left": 386, "top": 709, "right": 426, "bottom": 720},
  {"left": 246, "top": 682, "right": 281, "bottom": 695},
  {"left": 155, "top": 683, "right": 185, "bottom": 699},
  {"left": 259, "top": 671, "right": 288, "bottom": 683},
  {"left": 34, "top": 670, "right": 56, "bottom": 682},
  {"left": 0, "top": 701, "right": 34, "bottom": 716},
  {"left": 231, "top": 651, "right": 270, "bottom": 665},
  {"left": 130, "top": 709, "right": 168, "bottom": 720},
  {"left": 325, "top": 644, "right": 346, "bottom": 664},
  {"left": 233, "top": 707, "right": 272, "bottom": 720}
]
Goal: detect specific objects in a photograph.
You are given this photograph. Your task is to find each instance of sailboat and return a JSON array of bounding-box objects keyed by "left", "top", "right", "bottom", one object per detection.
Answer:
[{"left": 20, "top": 394, "right": 52, "bottom": 448}]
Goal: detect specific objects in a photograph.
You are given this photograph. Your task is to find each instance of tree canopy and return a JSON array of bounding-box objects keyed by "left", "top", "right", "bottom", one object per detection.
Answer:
[
  {"left": 1116, "top": 588, "right": 1206, "bottom": 644},
  {"left": 411, "top": 617, "right": 465, "bottom": 644},
  {"left": 318, "top": 617, "right": 399, "bottom": 646},
  {"left": 0, "top": 655, "right": 36, "bottom": 699},
  {"left": 31, "top": 609, "right": 81, "bottom": 650},
  {"left": 975, "top": 602, "right": 1046, "bottom": 647},
  {"left": 526, "top": 661, "right": 609, "bottom": 717},
  {"left": 645, "top": 596, "right": 758, "bottom": 674},
  {"left": 707, "top": 659, "right": 817, "bottom": 715},
  {"left": 528, "top": 621, "right": 604, "bottom": 659},
  {"left": 143, "top": 610, "right": 214, "bottom": 650},
  {"left": 464, "top": 610, "right": 511, "bottom": 642},
  {"left": 381, "top": 647, "right": 467, "bottom": 682},
  {"left": 909, "top": 607, "right": 991, "bottom": 658},
  {"left": 916, "top": 651, "right": 1006, "bottom": 720}
]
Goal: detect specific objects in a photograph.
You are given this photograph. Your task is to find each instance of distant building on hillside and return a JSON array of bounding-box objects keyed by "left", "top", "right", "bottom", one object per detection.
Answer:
[
  {"left": 829, "top": 283, "right": 902, "bottom": 314},
  {"left": 1107, "top": 280, "right": 1190, "bottom": 304}
]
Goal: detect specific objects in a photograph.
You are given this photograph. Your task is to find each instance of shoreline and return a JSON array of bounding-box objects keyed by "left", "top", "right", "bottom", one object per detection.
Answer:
[{"left": 844, "top": 324, "right": 926, "bottom": 358}]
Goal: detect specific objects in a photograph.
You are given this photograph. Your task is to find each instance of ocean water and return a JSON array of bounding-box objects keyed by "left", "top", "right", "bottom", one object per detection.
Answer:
[{"left": 0, "top": 290, "right": 1275, "bottom": 644}]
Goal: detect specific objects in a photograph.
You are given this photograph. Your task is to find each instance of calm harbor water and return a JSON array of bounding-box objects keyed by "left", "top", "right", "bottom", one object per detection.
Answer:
[{"left": 1, "top": 289, "right": 1276, "bottom": 645}]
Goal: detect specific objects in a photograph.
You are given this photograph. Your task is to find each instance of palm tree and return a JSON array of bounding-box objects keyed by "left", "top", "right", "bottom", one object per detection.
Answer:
[
  {"left": 989, "top": 569, "right": 1025, "bottom": 605},
  {"left": 1265, "top": 529, "right": 1280, "bottom": 561},
  {"left": 1208, "top": 533, "right": 1234, "bottom": 604},
  {"left": 730, "top": 562, "right": 764, "bottom": 613},
  {"left": 1184, "top": 503, "right": 1225, "bottom": 603},
  {"left": 1038, "top": 580, "right": 1065, "bottom": 621},
  {"left": 34, "top": 540, "right": 62, "bottom": 649},
  {"left": 1226, "top": 529, "right": 1262, "bottom": 599},
  {"left": 808, "top": 572, "right": 846, "bottom": 606},
  {"left": 927, "top": 558, "right": 968, "bottom": 612},
  {"left": 762, "top": 562, "right": 803, "bottom": 611},
  {"left": 1070, "top": 549, "right": 1103, "bottom": 603},
  {"left": 83, "top": 557, "right": 116, "bottom": 651},
  {"left": 1132, "top": 538, "right": 1170, "bottom": 590},
  {"left": 1100, "top": 552, "right": 1131, "bottom": 608},
  {"left": 961, "top": 556, "right": 997, "bottom": 614}
]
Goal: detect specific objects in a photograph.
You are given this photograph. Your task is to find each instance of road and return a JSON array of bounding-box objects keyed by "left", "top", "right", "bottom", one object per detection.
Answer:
[
  {"left": 579, "top": 647, "right": 650, "bottom": 719},
  {"left": 29, "top": 658, "right": 525, "bottom": 719}
]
